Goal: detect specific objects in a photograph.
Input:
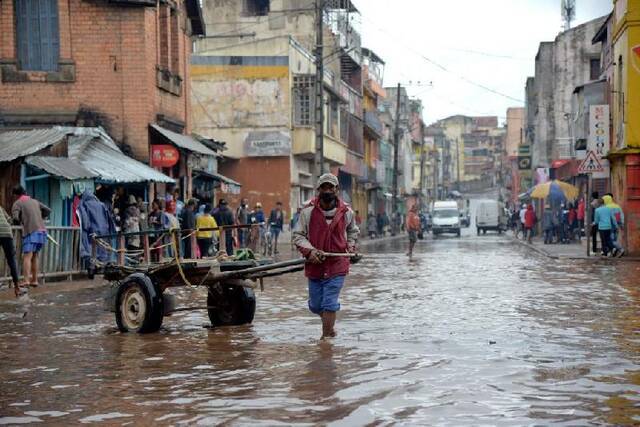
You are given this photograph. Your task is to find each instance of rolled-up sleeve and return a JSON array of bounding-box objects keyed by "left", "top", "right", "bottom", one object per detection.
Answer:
[{"left": 346, "top": 210, "right": 359, "bottom": 249}]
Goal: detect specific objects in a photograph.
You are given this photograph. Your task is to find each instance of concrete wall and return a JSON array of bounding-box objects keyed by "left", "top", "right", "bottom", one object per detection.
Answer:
[
  {"left": 0, "top": 0, "right": 193, "bottom": 161},
  {"left": 506, "top": 107, "right": 524, "bottom": 157}
]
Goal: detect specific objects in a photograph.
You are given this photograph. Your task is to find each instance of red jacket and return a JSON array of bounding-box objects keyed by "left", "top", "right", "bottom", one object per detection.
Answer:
[
  {"left": 304, "top": 199, "right": 350, "bottom": 280},
  {"left": 577, "top": 200, "right": 585, "bottom": 220},
  {"left": 524, "top": 206, "right": 537, "bottom": 228}
]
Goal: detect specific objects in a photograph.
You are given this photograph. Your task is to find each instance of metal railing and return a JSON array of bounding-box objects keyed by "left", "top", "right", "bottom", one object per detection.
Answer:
[
  {"left": 0, "top": 226, "right": 82, "bottom": 284},
  {"left": 91, "top": 223, "right": 266, "bottom": 268}
]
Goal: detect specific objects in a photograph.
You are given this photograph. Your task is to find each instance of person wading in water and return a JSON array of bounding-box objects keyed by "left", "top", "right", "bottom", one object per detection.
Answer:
[{"left": 292, "top": 173, "right": 360, "bottom": 340}]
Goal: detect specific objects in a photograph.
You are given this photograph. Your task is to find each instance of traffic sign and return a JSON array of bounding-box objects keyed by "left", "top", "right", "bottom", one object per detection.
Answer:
[{"left": 578, "top": 150, "right": 604, "bottom": 173}]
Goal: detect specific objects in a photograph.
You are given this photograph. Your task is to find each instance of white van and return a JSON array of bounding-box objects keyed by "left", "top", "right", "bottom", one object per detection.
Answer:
[
  {"left": 432, "top": 201, "right": 461, "bottom": 237},
  {"left": 475, "top": 200, "right": 507, "bottom": 235}
]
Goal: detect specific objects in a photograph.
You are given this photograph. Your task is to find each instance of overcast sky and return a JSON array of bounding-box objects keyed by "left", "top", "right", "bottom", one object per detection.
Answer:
[{"left": 354, "top": 0, "right": 612, "bottom": 126}]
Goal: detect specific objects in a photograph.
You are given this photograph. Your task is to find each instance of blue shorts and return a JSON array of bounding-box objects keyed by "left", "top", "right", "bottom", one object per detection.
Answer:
[
  {"left": 22, "top": 230, "right": 47, "bottom": 254},
  {"left": 308, "top": 275, "right": 345, "bottom": 314}
]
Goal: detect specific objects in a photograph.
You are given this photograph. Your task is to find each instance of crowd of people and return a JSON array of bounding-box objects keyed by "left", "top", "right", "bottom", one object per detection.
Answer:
[{"left": 507, "top": 191, "right": 625, "bottom": 257}]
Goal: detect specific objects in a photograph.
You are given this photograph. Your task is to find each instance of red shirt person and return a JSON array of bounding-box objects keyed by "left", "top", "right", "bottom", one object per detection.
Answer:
[
  {"left": 292, "top": 173, "right": 360, "bottom": 340},
  {"left": 524, "top": 204, "right": 537, "bottom": 243}
]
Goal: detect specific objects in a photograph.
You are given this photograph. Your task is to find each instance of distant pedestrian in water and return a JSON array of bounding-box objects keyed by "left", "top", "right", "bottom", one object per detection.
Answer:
[
  {"left": 367, "top": 212, "right": 377, "bottom": 239},
  {"left": 590, "top": 192, "right": 600, "bottom": 253},
  {"left": 524, "top": 204, "right": 536, "bottom": 244},
  {"left": 0, "top": 206, "right": 21, "bottom": 296},
  {"left": 180, "top": 199, "right": 197, "bottom": 259},
  {"left": 123, "top": 195, "right": 141, "bottom": 252},
  {"left": 214, "top": 199, "right": 235, "bottom": 256},
  {"left": 406, "top": 205, "right": 421, "bottom": 258},
  {"left": 11, "top": 185, "right": 50, "bottom": 288},
  {"left": 542, "top": 204, "right": 554, "bottom": 245}
]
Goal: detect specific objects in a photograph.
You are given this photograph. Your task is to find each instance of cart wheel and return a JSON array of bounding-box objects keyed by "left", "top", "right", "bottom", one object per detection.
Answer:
[
  {"left": 115, "top": 275, "right": 163, "bottom": 333},
  {"left": 208, "top": 285, "right": 256, "bottom": 327}
]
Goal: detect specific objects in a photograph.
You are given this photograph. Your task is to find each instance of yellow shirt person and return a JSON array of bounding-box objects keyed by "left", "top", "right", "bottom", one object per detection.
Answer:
[{"left": 196, "top": 213, "right": 218, "bottom": 239}]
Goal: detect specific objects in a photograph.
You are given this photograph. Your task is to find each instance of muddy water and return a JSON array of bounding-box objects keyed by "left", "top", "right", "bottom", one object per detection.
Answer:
[{"left": 1, "top": 230, "right": 640, "bottom": 425}]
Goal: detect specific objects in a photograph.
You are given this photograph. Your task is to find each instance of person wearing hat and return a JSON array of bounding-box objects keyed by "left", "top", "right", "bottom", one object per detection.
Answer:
[{"left": 292, "top": 173, "right": 360, "bottom": 340}]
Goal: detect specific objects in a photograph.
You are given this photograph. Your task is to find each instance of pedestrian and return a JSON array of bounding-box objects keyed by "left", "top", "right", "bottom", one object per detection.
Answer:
[
  {"left": 236, "top": 198, "right": 250, "bottom": 248},
  {"left": 291, "top": 207, "right": 301, "bottom": 231},
  {"left": 524, "top": 203, "right": 536, "bottom": 244},
  {"left": 542, "top": 204, "right": 554, "bottom": 244},
  {"left": 11, "top": 185, "right": 51, "bottom": 288},
  {"left": 406, "top": 204, "right": 421, "bottom": 257},
  {"left": 603, "top": 194, "right": 625, "bottom": 257},
  {"left": 519, "top": 203, "right": 527, "bottom": 240},
  {"left": 577, "top": 197, "right": 585, "bottom": 238},
  {"left": 148, "top": 199, "right": 163, "bottom": 262},
  {"left": 214, "top": 199, "right": 235, "bottom": 255},
  {"left": 0, "top": 206, "right": 21, "bottom": 297},
  {"left": 590, "top": 191, "right": 600, "bottom": 253},
  {"left": 367, "top": 212, "right": 377, "bottom": 239},
  {"left": 593, "top": 197, "right": 617, "bottom": 257},
  {"left": 180, "top": 199, "right": 197, "bottom": 259},
  {"left": 196, "top": 203, "right": 218, "bottom": 258},
  {"left": 173, "top": 188, "right": 184, "bottom": 217},
  {"left": 567, "top": 203, "right": 577, "bottom": 242},
  {"left": 376, "top": 212, "right": 384, "bottom": 237},
  {"left": 292, "top": 173, "right": 359, "bottom": 340},
  {"left": 268, "top": 201, "right": 284, "bottom": 254},
  {"left": 123, "top": 195, "right": 141, "bottom": 252}
]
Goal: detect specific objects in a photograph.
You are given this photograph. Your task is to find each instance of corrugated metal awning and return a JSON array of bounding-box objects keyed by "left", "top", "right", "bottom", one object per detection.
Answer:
[
  {"left": 0, "top": 128, "right": 69, "bottom": 162},
  {"left": 25, "top": 156, "right": 98, "bottom": 180},
  {"left": 192, "top": 169, "right": 241, "bottom": 187},
  {"left": 150, "top": 124, "right": 218, "bottom": 157},
  {"left": 69, "top": 133, "right": 174, "bottom": 184}
]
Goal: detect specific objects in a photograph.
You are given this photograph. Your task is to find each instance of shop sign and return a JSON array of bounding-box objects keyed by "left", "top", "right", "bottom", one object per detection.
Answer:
[
  {"left": 588, "top": 104, "right": 610, "bottom": 178},
  {"left": 245, "top": 131, "right": 291, "bottom": 157},
  {"left": 151, "top": 145, "right": 179, "bottom": 167}
]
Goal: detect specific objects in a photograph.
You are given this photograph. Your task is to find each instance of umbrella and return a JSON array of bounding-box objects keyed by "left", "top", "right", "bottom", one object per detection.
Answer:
[{"left": 529, "top": 180, "right": 579, "bottom": 202}]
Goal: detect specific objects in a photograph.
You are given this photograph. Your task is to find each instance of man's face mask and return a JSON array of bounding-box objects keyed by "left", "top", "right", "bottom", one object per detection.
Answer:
[{"left": 320, "top": 191, "right": 336, "bottom": 203}]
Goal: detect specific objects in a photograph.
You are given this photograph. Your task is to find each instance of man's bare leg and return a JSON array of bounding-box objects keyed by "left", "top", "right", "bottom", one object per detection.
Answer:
[
  {"left": 31, "top": 253, "right": 39, "bottom": 285},
  {"left": 21, "top": 252, "right": 32, "bottom": 286},
  {"left": 321, "top": 311, "right": 337, "bottom": 339}
]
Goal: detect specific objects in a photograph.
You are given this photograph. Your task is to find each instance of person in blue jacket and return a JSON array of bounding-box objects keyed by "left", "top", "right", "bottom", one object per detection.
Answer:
[{"left": 593, "top": 198, "right": 618, "bottom": 257}]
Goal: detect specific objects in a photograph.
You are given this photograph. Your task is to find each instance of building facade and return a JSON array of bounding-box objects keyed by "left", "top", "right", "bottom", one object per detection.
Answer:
[{"left": 192, "top": 0, "right": 362, "bottom": 216}]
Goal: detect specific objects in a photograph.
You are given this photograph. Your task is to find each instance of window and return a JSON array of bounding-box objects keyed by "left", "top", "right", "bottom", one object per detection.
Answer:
[
  {"left": 170, "top": 8, "right": 180, "bottom": 73},
  {"left": 293, "top": 75, "right": 313, "bottom": 126},
  {"left": 590, "top": 58, "right": 601, "bottom": 80},
  {"left": 159, "top": 5, "right": 170, "bottom": 69},
  {"left": 243, "top": 0, "right": 269, "bottom": 16},
  {"left": 15, "top": 0, "right": 60, "bottom": 71},
  {"left": 327, "top": 97, "right": 339, "bottom": 137}
]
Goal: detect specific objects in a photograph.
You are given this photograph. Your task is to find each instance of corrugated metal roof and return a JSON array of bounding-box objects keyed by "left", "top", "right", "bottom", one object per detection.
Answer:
[
  {"left": 69, "top": 133, "right": 175, "bottom": 184},
  {"left": 25, "top": 156, "right": 98, "bottom": 180},
  {"left": 150, "top": 124, "right": 218, "bottom": 156},
  {"left": 193, "top": 169, "right": 242, "bottom": 187},
  {"left": 0, "top": 128, "right": 69, "bottom": 162}
]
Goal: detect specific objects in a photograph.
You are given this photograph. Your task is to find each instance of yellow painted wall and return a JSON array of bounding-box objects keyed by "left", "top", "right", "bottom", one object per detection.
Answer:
[{"left": 613, "top": 0, "right": 640, "bottom": 149}]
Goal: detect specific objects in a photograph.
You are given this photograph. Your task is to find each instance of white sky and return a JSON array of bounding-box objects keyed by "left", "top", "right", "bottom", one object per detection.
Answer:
[{"left": 354, "top": 0, "right": 612, "bottom": 125}]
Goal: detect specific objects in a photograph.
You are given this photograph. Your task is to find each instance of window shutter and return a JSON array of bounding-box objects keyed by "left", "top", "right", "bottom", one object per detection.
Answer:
[
  {"left": 14, "top": 0, "right": 59, "bottom": 71},
  {"left": 15, "top": 0, "right": 29, "bottom": 69}
]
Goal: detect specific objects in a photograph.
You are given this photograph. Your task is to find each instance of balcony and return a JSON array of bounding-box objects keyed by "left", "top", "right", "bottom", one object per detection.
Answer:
[{"left": 292, "top": 128, "right": 346, "bottom": 166}]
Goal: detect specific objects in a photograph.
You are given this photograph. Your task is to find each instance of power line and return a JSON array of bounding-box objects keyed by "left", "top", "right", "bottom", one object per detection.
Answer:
[{"left": 360, "top": 13, "right": 525, "bottom": 104}]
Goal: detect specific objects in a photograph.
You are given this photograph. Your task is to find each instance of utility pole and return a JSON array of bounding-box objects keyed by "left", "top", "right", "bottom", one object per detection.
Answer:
[
  {"left": 419, "top": 137, "right": 426, "bottom": 208},
  {"left": 455, "top": 137, "right": 460, "bottom": 190},
  {"left": 313, "top": 0, "right": 325, "bottom": 180},
  {"left": 433, "top": 150, "right": 438, "bottom": 200},
  {"left": 392, "top": 83, "right": 402, "bottom": 223}
]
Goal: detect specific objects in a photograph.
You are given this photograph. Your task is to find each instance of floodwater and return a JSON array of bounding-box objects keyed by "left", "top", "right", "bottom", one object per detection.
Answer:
[{"left": 1, "top": 200, "right": 640, "bottom": 425}]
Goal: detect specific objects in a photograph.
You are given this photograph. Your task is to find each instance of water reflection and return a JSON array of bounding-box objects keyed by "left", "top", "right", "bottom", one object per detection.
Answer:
[{"left": 0, "top": 235, "right": 639, "bottom": 425}]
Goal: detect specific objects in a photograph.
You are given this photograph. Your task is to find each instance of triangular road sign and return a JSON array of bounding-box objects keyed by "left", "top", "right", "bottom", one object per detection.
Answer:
[{"left": 578, "top": 150, "right": 604, "bottom": 173}]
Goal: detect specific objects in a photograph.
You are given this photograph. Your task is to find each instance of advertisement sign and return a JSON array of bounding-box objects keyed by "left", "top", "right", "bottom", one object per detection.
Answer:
[
  {"left": 245, "top": 131, "right": 291, "bottom": 157},
  {"left": 588, "top": 105, "right": 610, "bottom": 178},
  {"left": 151, "top": 145, "right": 179, "bottom": 168},
  {"left": 517, "top": 156, "right": 531, "bottom": 170}
]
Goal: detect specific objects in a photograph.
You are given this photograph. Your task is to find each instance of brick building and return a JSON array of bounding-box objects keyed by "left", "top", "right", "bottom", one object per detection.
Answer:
[{"left": 0, "top": 0, "right": 207, "bottom": 199}]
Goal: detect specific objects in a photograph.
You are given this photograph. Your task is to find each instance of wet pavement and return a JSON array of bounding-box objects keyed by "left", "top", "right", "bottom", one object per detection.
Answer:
[{"left": 1, "top": 198, "right": 640, "bottom": 425}]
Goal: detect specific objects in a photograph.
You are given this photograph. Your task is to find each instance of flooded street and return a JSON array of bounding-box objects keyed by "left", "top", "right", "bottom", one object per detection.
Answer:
[{"left": 1, "top": 200, "right": 640, "bottom": 426}]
